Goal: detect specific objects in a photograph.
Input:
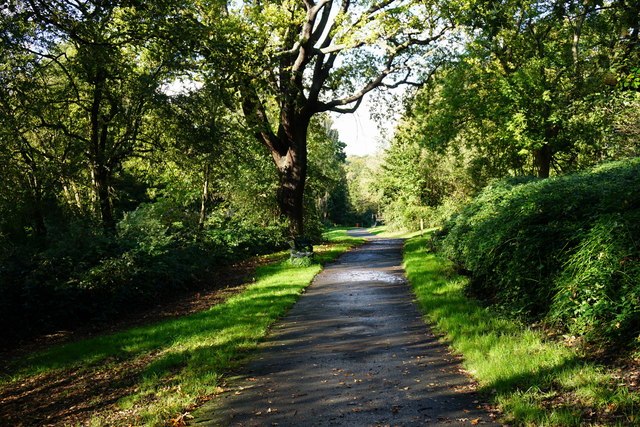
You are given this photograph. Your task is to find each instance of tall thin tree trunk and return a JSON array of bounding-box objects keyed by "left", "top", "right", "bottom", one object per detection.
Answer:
[
  {"left": 89, "top": 67, "right": 115, "bottom": 231},
  {"left": 27, "top": 173, "right": 46, "bottom": 236},
  {"left": 91, "top": 163, "right": 115, "bottom": 231},
  {"left": 534, "top": 144, "right": 552, "bottom": 178},
  {"left": 71, "top": 181, "right": 82, "bottom": 210},
  {"left": 19, "top": 149, "right": 46, "bottom": 236},
  {"left": 571, "top": 2, "right": 587, "bottom": 73},
  {"left": 62, "top": 183, "right": 74, "bottom": 211},
  {"left": 198, "top": 164, "right": 210, "bottom": 232}
]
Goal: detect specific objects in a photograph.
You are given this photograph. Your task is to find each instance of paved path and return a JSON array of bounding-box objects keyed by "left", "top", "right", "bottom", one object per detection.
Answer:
[{"left": 191, "top": 230, "right": 499, "bottom": 426}]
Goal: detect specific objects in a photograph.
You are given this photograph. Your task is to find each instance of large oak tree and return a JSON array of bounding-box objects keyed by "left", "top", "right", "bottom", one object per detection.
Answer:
[{"left": 209, "top": 0, "right": 450, "bottom": 235}]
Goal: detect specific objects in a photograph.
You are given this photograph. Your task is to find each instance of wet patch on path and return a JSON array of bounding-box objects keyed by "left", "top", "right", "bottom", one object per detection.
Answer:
[{"left": 191, "top": 230, "right": 499, "bottom": 426}]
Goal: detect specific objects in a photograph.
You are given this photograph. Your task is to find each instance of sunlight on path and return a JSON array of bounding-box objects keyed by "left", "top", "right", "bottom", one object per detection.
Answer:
[{"left": 191, "top": 230, "right": 498, "bottom": 426}]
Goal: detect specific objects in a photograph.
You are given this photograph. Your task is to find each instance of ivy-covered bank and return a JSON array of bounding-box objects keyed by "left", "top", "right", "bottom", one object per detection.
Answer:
[
  {"left": 435, "top": 158, "right": 640, "bottom": 349},
  {"left": 403, "top": 236, "right": 640, "bottom": 426}
]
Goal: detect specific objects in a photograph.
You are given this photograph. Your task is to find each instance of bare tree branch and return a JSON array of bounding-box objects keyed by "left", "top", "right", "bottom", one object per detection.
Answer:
[
  {"left": 325, "top": 96, "right": 364, "bottom": 113},
  {"left": 316, "top": 61, "right": 393, "bottom": 113},
  {"left": 240, "top": 85, "right": 281, "bottom": 154},
  {"left": 314, "top": 25, "right": 448, "bottom": 114}
]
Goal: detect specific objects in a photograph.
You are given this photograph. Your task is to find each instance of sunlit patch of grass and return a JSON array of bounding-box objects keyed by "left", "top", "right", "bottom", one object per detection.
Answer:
[
  {"left": 2, "top": 241, "right": 356, "bottom": 425},
  {"left": 368, "top": 225, "right": 433, "bottom": 239},
  {"left": 322, "top": 226, "right": 366, "bottom": 244},
  {"left": 403, "top": 235, "right": 640, "bottom": 426}
]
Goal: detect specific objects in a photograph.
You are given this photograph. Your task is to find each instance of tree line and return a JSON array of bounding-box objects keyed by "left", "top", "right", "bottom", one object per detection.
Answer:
[
  {"left": 374, "top": 0, "right": 639, "bottom": 231},
  {"left": 0, "top": 0, "right": 365, "bottom": 344},
  {"left": 1, "top": 0, "right": 638, "bottom": 346}
]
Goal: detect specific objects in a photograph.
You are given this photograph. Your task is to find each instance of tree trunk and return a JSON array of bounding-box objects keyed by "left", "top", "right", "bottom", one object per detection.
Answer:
[
  {"left": 71, "top": 181, "right": 83, "bottom": 210},
  {"left": 89, "top": 66, "right": 116, "bottom": 232},
  {"left": 91, "top": 163, "right": 115, "bottom": 231},
  {"left": 534, "top": 144, "right": 552, "bottom": 178},
  {"left": 19, "top": 149, "right": 46, "bottom": 236},
  {"left": 274, "top": 146, "right": 307, "bottom": 237},
  {"left": 198, "top": 164, "right": 210, "bottom": 232},
  {"left": 27, "top": 173, "right": 46, "bottom": 237},
  {"left": 62, "top": 183, "right": 74, "bottom": 211},
  {"left": 272, "top": 115, "right": 309, "bottom": 237},
  {"left": 535, "top": 124, "right": 560, "bottom": 178}
]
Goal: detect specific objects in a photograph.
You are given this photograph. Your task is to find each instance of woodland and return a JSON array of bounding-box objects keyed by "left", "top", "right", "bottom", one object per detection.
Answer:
[{"left": 1, "top": 0, "right": 639, "bottom": 411}]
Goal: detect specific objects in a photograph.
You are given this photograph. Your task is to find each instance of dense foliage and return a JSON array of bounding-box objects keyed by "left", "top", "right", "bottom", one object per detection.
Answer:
[
  {"left": 0, "top": 108, "right": 351, "bottom": 346},
  {"left": 375, "top": 137, "right": 475, "bottom": 231},
  {"left": 1, "top": 0, "right": 639, "bottom": 354},
  {"left": 435, "top": 158, "right": 640, "bottom": 347},
  {"left": 375, "top": 0, "right": 640, "bottom": 231},
  {"left": 344, "top": 155, "right": 383, "bottom": 227},
  {"left": 0, "top": 2, "right": 354, "bottom": 346}
]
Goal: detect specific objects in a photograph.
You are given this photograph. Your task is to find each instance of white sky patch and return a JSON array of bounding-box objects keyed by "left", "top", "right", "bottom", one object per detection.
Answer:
[
  {"left": 331, "top": 93, "right": 397, "bottom": 157},
  {"left": 161, "top": 78, "right": 204, "bottom": 96}
]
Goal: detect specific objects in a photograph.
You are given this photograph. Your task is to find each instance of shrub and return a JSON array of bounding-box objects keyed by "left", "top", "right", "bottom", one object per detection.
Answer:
[
  {"left": 550, "top": 212, "right": 640, "bottom": 344},
  {"left": 0, "top": 204, "right": 288, "bottom": 347},
  {"left": 435, "top": 158, "right": 640, "bottom": 347},
  {"left": 382, "top": 194, "right": 468, "bottom": 232}
]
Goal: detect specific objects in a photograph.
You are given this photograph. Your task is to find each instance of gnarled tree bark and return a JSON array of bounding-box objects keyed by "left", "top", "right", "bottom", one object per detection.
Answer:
[{"left": 237, "top": 0, "right": 447, "bottom": 236}]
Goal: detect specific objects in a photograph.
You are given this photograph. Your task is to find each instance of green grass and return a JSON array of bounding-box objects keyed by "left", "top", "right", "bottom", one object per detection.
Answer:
[
  {"left": 322, "top": 226, "right": 366, "bottom": 243},
  {"left": 368, "top": 225, "right": 433, "bottom": 239},
  {"left": 403, "top": 236, "right": 640, "bottom": 426},
  {"left": 1, "top": 237, "right": 360, "bottom": 425}
]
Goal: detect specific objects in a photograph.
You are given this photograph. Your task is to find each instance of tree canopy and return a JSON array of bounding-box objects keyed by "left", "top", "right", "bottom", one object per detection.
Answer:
[
  {"left": 375, "top": 0, "right": 640, "bottom": 230},
  {"left": 0, "top": 0, "right": 638, "bottom": 349}
]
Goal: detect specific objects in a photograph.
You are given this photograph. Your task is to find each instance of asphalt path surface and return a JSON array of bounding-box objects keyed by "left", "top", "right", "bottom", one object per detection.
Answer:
[{"left": 191, "top": 229, "right": 499, "bottom": 426}]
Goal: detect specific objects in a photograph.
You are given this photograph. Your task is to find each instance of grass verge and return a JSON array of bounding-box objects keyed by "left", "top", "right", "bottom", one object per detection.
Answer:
[
  {"left": 368, "top": 225, "right": 433, "bottom": 239},
  {"left": 1, "top": 231, "right": 363, "bottom": 426},
  {"left": 403, "top": 236, "right": 640, "bottom": 426},
  {"left": 322, "top": 226, "right": 365, "bottom": 243}
]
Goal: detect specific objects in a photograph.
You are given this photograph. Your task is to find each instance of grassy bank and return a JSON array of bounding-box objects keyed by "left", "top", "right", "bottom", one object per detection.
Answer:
[
  {"left": 367, "top": 225, "right": 427, "bottom": 239},
  {"left": 435, "top": 158, "right": 640, "bottom": 348},
  {"left": 0, "top": 230, "right": 363, "bottom": 426},
  {"left": 404, "top": 236, "right": 639, "bottom": 426}
]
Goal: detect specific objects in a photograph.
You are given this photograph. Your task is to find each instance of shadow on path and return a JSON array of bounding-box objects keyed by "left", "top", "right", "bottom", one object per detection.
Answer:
[{"left": 191, "top": 229, "right": 500, "bottom": 426}]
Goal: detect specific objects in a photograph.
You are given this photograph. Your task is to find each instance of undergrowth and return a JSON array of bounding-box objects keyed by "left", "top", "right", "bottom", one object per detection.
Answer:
[
  {"left": 0, "top": 210, "right": 290, "bottom": 347},
  {"left": 435, "top": 158, "right": 640, "bottom": 348},
  {"left": 404, "top": 236, "right": 640, "bottom": 426},
  {"left": 0, "top": 228, "right": 363, "bottom": 425}
]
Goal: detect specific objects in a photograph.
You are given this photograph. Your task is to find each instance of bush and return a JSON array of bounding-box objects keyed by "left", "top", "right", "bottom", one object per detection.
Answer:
[
  {"left": 435, "top": 158, "right": 640, "bottom": 347},
  {"left": 0, "top": 204, "right": 288, "bottom": 347},
  {"left": 382, "top": 195, "right": 468, "bottom": 232},
  {"left": 550, "top": 212, "right": 640, "bottom": 344}
]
